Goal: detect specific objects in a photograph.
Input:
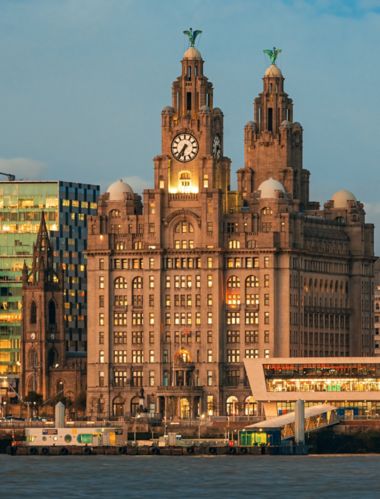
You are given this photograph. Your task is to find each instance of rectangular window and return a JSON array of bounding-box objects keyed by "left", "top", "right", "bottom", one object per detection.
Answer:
[
  {"left": 113, "top": 350, "right": 127, "bottom": 363},
  {"left": 245, "top": 330, "right": 259, "bottom": 344},
  {"left": 98, "top": 331, "right": 104, "bottom": 345},
  {"left": 114, "top": 370, "right": 128, "bottom": 387},
  {"left": 207, "top": 257, "right": 213, "bottom": 269},
  {"left": 149, "top": 312, "right": 155, "bottom": 325},
  {"left": 245, "top": 311, "right": 259, "bottom": 325},
  {"left": 207, "top": 312, "right": 213, "bottom": 325},
  {"left": 132, "top": 331, "right": 143, "bottom": 344},
  {"left": 195, "top": 331, "right": 201, "bottom": 343},
  {"left": 207, "top": 370, "right": 213, "bottom": 386},
  {"left": 207, "top": 331, "right": 213, "bottom": 343},
  {"left": 114, "top": 331, "right": 127, "bottom": 344},
  {"left": 149, "top": 257, "right": 155, "bottom": 269},
  {"left": 149, "top": 331, "right": 155, "bottom": 344},
  {"left": 132, "top": 369, "right": 143, "bottom": 387},
  {"left": 264, "top": 274, "right": 270, "bottom": 288},
  {"left": 207, "top": 275, "right": 213, "bottom": 288},
  {"left": 227, "top": 349, "right": 240, "bottom": 363},
  {"left": 264, "top": 331, "right": 270, "bottom": 343},
  {"left": 264, "top": 311, "right": 270, "bottom": 324},
  {"left": 264, "top": 293, "right": 270, "bottom": 306},
  {"left": 264, "top": 256, "right": 270, "bottom": 268},
  {"left": 226, "top": 311, "right": 240, "bottom": 325},
  {"left": 99, "top": 350, "right": 105, "bottom": 363},
  {"left": 99, "top": 371, "right": 105, "bottom": 387},
  {"left": 207, "top": 395, "right": 214, "bottom": 416},
  {"left": 186, "top": 91, "right": 192, "bottom": 111},
  {"left": 99, "top": 258, "right": 104, "bottom": 270},
  {"left": 99, "top": 313, "right": 105, "bottom": 326},
  {"left": 246, "top": 293, "right": 259, "bottom": 306},
  {"left": 149, "top": 370, "right": 155, "bottom": 387},
  {"left": 149, "top": 276, "right": 155, "bottom": 289},
  {"left": 149, "top": 350, "right": 155, "bottom": 363},
  {"left": 207, "top": 349, "right": 213, "bottom": 362},
  {"left": 99, "top": 276, "right": 105, "bottom": 289},
  {"left": 132, "top": 350, "right": 144, "bottom": 363},
  {"left": 207, "top": 294, "right": 213, "bottom": 306},
  {"left": 114, "top": 312, "right": 128, "bottom": 326},
  {"left": 227, "top": 330, "right": 240, "bottom": 343},
  {"left": 264, "top": 349, "right": 270, "bottom": 358},
  {"left": 132, "top": 312, "right": 143, "bottom": 325}
]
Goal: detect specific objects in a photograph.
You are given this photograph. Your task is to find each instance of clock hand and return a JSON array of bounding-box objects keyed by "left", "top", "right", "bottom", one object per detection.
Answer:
[{"left": 179, "top": 144, "right": 188, "bottom": 158}]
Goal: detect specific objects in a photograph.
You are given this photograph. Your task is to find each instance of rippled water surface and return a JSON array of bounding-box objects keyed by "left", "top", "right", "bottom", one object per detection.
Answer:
[{"left": 1, "top": 454, "right": 380, "bottom": 498}]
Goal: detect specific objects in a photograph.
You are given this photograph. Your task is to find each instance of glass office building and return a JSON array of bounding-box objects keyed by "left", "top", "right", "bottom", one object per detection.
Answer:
[{"left": 0, "top": 181, "right": 99, "bottom": 379}]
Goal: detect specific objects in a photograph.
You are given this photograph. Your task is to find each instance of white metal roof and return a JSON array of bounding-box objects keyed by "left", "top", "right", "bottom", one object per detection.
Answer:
[{"left": 247, "top": 404, "right": 337, "bottom": 429}]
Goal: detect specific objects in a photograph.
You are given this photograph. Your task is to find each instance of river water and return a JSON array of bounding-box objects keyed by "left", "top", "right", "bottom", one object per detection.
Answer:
[{"left": 1, "top": 454, "right": 380, "bottom": 498}]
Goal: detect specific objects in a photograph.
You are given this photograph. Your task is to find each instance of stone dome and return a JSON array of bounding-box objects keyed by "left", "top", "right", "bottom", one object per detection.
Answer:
[
  {"left": 183, "top": 47, "right": 202, "bottom": 60},
  {"left": 331, "top": 189, "right": 357, "bottom": 209},
  {"left": 107, "top": 179, "right": 134, "bottom": 201},
  {"left": 264, "top": 64, "right": 283, "bottom": 77},
  {"left": 258, "top": 177, "right": 286, "bottom": 199}
]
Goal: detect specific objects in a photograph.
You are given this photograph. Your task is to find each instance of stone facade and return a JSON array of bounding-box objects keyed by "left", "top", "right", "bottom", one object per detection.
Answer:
[
  {"left": 86, "top": 45, "right": 375, "bottom": 420},
  {"left": 374, "top": 259, "right": 380, "bottom": 356},
  {"left": 20, "top": 214, "right": 86, "bottom": 407}
]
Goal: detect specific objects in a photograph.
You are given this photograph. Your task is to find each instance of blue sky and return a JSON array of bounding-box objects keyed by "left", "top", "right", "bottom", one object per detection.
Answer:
[{"left": 0, "top": 0, "right": 380, "bottom": 251}]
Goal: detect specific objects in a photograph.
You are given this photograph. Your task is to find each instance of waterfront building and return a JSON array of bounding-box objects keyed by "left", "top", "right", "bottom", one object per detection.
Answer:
[
  {"left": 0, "top": 181, "right": 99, "bottom": 386},
  {"left": 86, "top": 36, "right": 375, "bottom": 420},
  {"left": 244, "top": 357, "right": 380, "bottom": 417},
  {"left": 374, "top": 259, "right": 380, "bottom": 356}
]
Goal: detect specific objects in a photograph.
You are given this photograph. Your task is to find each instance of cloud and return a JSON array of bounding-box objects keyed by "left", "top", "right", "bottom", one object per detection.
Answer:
[{"left": 0, "top": 158, "right": 47, "bottom": 180}]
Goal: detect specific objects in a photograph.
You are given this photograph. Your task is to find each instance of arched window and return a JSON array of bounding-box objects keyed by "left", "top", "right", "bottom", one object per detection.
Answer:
[
  {"left": 226, "top": 396, "right": 239, "bottom": 416},
  {"left": 48, "top": 300, "right": 56, "bottom": 325},
  {"left": 30, "top": 301, "right": 37, "bottom": 324},
  {"left": 132, "top": 276, "right": 143, "bottom": 289},
  {"left": 112, "top": 396, "right": 125, "bottom": 417},
  {"left": 114, "top": 277, "right": 127, "bottom": 289},
  {"left": 246, "top": 275, "right": 259, "bottom": 288},
  {"left": 244, "top": 396, "right": 257, "bottom": 416},
  {"left": 227, "top": 276, "right": 240, "bottom": 288}
]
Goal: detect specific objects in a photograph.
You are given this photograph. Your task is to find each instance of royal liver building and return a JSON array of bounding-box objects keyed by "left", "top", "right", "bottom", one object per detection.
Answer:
[{"left": 86, "top": 35, "right": 375, "bottom": 420}]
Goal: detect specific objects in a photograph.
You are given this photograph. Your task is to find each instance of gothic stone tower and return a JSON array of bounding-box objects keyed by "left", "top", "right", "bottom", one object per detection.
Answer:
[
  {"left": 239, "top": 63, "right": 310, "bottom": 210},
  {"left": 21, "top": 213, "right": 66, "bottom": 400}
]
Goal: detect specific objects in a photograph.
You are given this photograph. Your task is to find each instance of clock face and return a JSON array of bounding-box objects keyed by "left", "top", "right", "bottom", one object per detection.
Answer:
[
  {"left": 213, "top": 135, "right": 222, "bottom": 159},
  {"left": 171, "top": 133, "right": 199, "bottom": 162}
]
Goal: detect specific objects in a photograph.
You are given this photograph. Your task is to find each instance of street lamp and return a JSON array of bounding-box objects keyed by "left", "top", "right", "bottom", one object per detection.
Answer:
[
  {"left": 134, "top": 414, "right": 141, "bottom": 445},
  {"left": 2, "top": 401, "right": 7, "bottom": 418}
]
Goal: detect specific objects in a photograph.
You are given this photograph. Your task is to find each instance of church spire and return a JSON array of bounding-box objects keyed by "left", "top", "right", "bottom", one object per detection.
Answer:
[{"left": 31, "top": 212, "right": 55, "bottom": 284}]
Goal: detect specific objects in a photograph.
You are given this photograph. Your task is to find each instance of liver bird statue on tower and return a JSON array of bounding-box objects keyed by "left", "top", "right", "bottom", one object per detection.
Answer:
[
  {"left": 183, "top": 28, "right": 202, "bottom": 47},
  {"left": 263, "top": 47, "right": 282, "bottom": 65}
]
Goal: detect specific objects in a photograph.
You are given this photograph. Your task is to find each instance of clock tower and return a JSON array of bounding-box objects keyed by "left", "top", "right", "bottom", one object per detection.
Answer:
[{"left": 154, "top": 42, "right": 231, "bottom": 201}]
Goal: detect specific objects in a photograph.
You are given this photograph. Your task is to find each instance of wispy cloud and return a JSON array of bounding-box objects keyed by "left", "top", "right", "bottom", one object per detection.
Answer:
[{"left": 0, "top": 158, "right": 47, "bottom": 180}]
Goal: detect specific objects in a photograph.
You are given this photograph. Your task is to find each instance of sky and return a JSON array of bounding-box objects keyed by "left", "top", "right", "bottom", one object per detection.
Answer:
[{"left": 0, "top": 0, "right": 379, "bottom": 250}]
